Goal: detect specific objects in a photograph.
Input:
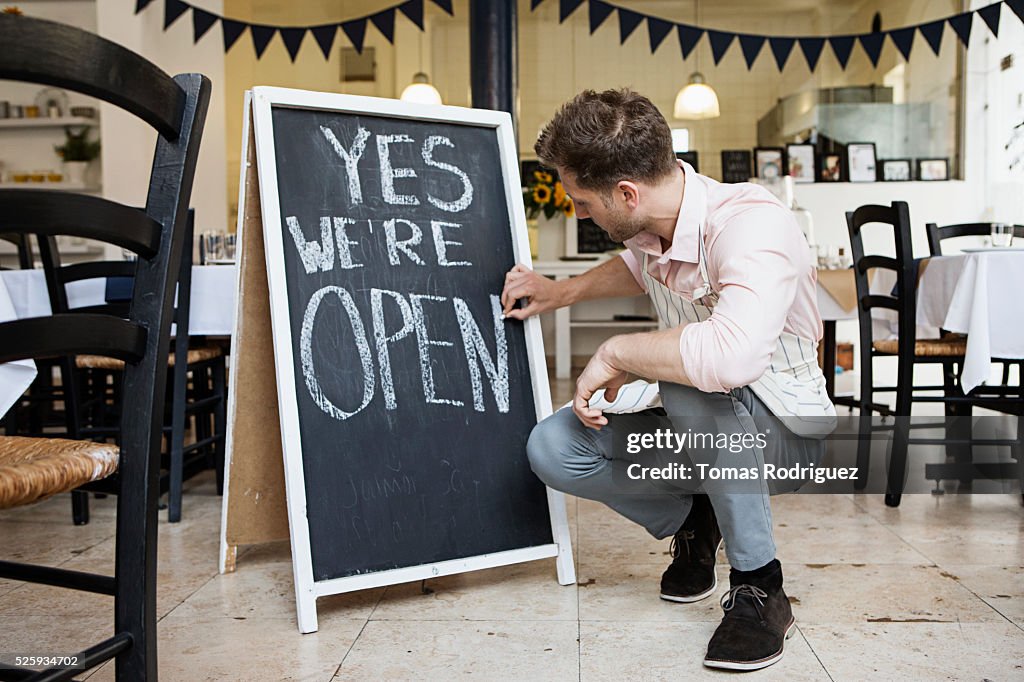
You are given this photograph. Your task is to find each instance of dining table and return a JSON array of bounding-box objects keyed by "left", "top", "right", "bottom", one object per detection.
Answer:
[{"left": 0, "top": 264, "right": 238, "bottom": 417}]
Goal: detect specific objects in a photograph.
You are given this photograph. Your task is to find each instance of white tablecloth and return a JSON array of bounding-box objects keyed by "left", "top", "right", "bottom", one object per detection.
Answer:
[
  {"left": 0, "top": 275, "right": 38, "bottom": 417},
  {"left": 0, "top": 265, "right": 237, "bottom": 417},
  {"left": 873, "top": 251, "right": 1024, "bottom": 392}
]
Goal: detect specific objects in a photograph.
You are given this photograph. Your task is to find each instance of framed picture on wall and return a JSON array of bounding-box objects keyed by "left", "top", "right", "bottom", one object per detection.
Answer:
[
  {"left": 818, "top": 153, "right": 842, "bottom": 182},
  {"left": 720, "top": 150, "right": 752, "bottom": 183},
  {"left": 676, "top": 151, "right": 699, "bottom": 172},
  {"left": 917, "top": 158, "right": 949, "bottom": 181},
  {"left": 754, "top": 147, "right": 786, "bottom": 180},
  {"left": 785, "top": 144, "right": 816, "bottom": 183},
  {"left": 879, "top": 158, "right": 912, "bottom": 181},
  {"left": 846, "top": 142, "right": 877, "bottom": 183}
]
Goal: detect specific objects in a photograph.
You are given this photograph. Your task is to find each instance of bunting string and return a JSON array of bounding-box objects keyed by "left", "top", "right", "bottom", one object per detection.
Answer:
[
  {"left": 539, "top": 0, "right": 1024, "bottom": 71},
  {"left": 134, "top": 0, "right": 453, "bottom": 61}
]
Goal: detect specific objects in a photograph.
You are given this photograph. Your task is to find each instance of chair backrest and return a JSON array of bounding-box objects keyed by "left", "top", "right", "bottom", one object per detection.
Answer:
[
  {"left": 925, "top": 222, "right": 1024, "bottom": 255},
  {"left": 845, "top": 201, "right": 917, "bottom": 366},
  {"left": 0, "top": 15, "right": 209, "bottom": 678},
  {"left": 0, "top": 232, "right": 33, "bottom": 270}
]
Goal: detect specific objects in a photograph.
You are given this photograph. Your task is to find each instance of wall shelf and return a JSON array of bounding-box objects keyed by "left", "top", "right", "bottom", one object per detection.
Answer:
[
  {"left": 0, "top": 181, "right": 97, "bottom": 191},
  {"left": 0, "top": 116, "right": 97, "bottom": 129}
]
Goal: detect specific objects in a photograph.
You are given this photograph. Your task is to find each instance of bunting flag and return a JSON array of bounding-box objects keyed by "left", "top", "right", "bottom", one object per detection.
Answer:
[
  {"left": 647, "top": 17, "right": 673, "bottom": 53},
  {"left": 889, "top": 27, "right": 916, "bottom": 61},
  {"left": 138, "top": 0, "right": 1024, "bottom": 68},
  {"left": 560, "top": 0, "right": 585, "bottom": 23},
  {"left": 768, "top": 37, "right": 794, "bottom": 71},
  {"left": 707, "top": 30, "right": 735, "bottom": 65},
  {"left": 858, "top": 32, "right": 885, "bottom": 67},
  {"left": 589, "top": 0, "right": 614, "bottom": 34},
  {"left": 918, "top": 20, "right": 944, "bottom": 56},
  {"left": 618, "top": 8, "right": 643, "bottom": 43},
  {"left": 134, "top": 0, "right": 449, "bottom": 59},
  {"left": 738, "top": 35, "right": 765, "bottom": 70},
  {"left": 829, "top": 35, "right": 855, "bottom": 69},
  {"left": 677, "top": 24, "right": 703, "bottom": 60},
  {"left": 978, "top": 2, "right": 1002, "bottom": 35}
]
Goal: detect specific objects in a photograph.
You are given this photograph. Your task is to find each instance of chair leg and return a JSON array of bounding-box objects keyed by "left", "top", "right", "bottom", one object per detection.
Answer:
[
  {"left": 885, "top": 417, "right": 909, "bottom": 507},
  {"left": 855, "top": 359, "right": 874, "bottom": 491},
  {"left": 168, "top": 359, "right": 189, "bottom": 523},
  {"left": 213, "top": 357, "right": 227, "bottom": 495},
  {"left": 942, "top": 361, "right": 973, "bottom": 488},
  {"left": 1015, "top": 416, "right": 1024, "bottom": 507},
  {"left": 72, "top": 490, "right": 90, "bottom": 525}
]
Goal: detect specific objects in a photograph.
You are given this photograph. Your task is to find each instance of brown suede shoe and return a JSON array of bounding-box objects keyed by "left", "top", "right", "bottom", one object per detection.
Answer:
[
  {"left": 703, "top": 563, "right": 795, "bottom": 671},
  {"left": 660, "top": 494, "right": 722, "bottom": 603}
]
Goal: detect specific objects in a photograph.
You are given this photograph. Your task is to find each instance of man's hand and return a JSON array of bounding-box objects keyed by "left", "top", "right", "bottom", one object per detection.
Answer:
[
  {"left": 500, "top": 264, "right": 565, "bottom": 319},
  {"left": 573, "top": 340, "right": 630, "bottom": 430}
]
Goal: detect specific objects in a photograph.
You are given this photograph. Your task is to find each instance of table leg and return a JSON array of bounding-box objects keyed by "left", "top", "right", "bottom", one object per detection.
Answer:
[
  {"left": 554, "top": 278, "right": 571, "bottom": 379},
  {"left": 823, "top": 320, "right": 837, "bottom": 400}
]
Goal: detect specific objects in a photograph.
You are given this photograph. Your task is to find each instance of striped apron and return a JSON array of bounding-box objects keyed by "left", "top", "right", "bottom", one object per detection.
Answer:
[{"left": 597, "top": 227, "right": 836, "bottom": 438}]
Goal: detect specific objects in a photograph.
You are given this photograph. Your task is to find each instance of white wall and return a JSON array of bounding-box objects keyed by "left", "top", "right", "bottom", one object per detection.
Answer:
[{"left": 96, "top": 0, "right": 228, "bottom": 256}]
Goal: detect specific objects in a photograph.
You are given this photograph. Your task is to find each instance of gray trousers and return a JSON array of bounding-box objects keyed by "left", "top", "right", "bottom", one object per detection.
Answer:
[{"left": 527, "top": 382, "right": 823, "bottom": 571}]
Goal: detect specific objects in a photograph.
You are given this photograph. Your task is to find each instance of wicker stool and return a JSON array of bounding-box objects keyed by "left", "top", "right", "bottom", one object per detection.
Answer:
[{"left": 0, "top": 436, "right": 119, "bottom": 509}]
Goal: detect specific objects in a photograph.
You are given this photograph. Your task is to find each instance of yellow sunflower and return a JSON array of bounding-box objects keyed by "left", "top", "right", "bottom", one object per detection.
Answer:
[
  {"left": 553, "top": 181, "right": 566, "bottom": 207},
  {"left": 561, "top": 198, "right": 574, "bottom": 216},
  {"left": 534, "top": 170, "right": 553, "bottom": 184},
  {"left": 533, "top": 185, "right": 551, "bottom": 204}
]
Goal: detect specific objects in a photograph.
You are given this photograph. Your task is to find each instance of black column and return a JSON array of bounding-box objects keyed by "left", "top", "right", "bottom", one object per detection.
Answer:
[{"left": 469, "top": 0, "right": 517, "bottom": 129}]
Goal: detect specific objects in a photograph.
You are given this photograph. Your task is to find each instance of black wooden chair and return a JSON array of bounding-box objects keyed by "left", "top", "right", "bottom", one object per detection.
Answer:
[
  {"left": 848, "top": 203, "right": 1023, "bottom": 507},
  {"left": 0, "top": 14, "right": 209, "bottom": 681},
  {"left": 0, "top": 232, "right": 33, "bottom": 270},
  {"left": 37, "top": 211, "right": 228, "bottom": 524}
]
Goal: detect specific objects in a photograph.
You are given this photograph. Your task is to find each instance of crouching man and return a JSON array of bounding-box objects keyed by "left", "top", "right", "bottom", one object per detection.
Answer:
[{"left": 501, "top": 89, "right": 835, "bottom": 671}]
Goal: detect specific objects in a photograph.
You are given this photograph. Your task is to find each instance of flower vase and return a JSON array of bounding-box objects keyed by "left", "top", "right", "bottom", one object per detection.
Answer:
[
  {"left": 526, "top": 218, "right": 539, "bottom": 259},
  {"left": 536, "top": 212, "right": 565, "bottom": 262},
  {"left": 63, "top": 160, "right": 88, "bottom": 187}
]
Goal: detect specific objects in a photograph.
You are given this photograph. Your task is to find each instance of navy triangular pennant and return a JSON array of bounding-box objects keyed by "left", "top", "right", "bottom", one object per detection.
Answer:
[
  {"left": 192, "top": 8, "right": 218, "bottom": 43},
  {"left": 164, "top": 0, "right": 189, "bottom": 30},
  {"left": 978, "top": 2, "right": 1001, "bottom": 37},
  {"left": 342, "top": 18, "right": 368, "bottom": 53},
  {"left": 251, "top": 24, "right": 277, "bottom": 59},
  {"left": 222, "top": 19, "right": 247, "bottom": 51},
  {"left": 708, "top": 30, "right": 735, "bottom": 65},
  {"left": 399, "top": 0, "right": 424, "bottom": 30},
  {"left": 829, "top": 35, "right": 855, "bottom": 69},
  {"left": 888, "top": 27, "right": 915, "bottom": 61},
  {"left": 531, "top": 0, "right": 544, "bottom": 9},
  {"left": 589, "top": 0, "right": 614, "bottom": 33},
  {"left": 798, "top": 37, "right": 825, "bottom": 71},
  {"left": 618, "top": 8, "right": 643, "bottom": 43},
  {"left": 948, "top": 12, "right": 973, "bottom": 46},
  {"left": 738, "top": 34, "right": 765, "bottom": 69},
  {"left": 310, "top": 25, "right": 337, "bottom": 60},
  {"left": 135, "top": 0, "right": 155, "bottom": 14},
  {"left": 768, "top": 37, "right": 794, "bottom": 70},
  {"left": 280, "top": 28, "right": 306, "bottom": 62},
  {"left": 648, "top": 18, "right": 673, "bottom": 53},
  {"left": 432, "top": 0, "right": 454, "bottom": 15},
  {"left": 859, "top": 32, "right": 885, "bottom": 66},
  {"left": 560, "top": 0, "right": 585, "bottom": 23},
  {"left": 1008, "top": 0, "right": 1024, "bottom": 24},
  {"left": 677, "top": 24, "right": 703, "bottom": 60},
  {"left": 918, "top": 20, "right": 944, "bottom": 56},
  {"left": 371, "top": 8, "right": 396, "bottom": 43}
]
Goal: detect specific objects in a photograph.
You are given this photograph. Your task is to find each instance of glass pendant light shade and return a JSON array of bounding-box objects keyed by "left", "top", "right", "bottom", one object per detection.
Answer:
[
  {"left": 400, "top": 72, "right": 442, "bottom": 106},
  {"left": 673, "top": 72, "right": 720, "bottom": 120}
]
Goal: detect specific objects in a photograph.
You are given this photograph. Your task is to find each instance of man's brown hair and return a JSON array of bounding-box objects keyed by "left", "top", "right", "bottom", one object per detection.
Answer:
[{"left": 534, "top": 89, "right": 677, "bottom": 192}]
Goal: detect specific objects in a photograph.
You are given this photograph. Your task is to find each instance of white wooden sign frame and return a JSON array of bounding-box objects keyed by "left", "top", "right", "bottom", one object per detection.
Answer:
[{"left": 249, "top": 86, "right": 575, "bottom": 633}]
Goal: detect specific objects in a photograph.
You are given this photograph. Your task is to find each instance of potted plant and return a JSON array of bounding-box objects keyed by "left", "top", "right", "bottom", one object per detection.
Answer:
[{"left": 54, "top": 126, "right": 100, "bottom": 186}]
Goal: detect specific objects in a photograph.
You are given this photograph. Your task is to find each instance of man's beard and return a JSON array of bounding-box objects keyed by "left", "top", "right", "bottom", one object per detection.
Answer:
[{"left": 596, "top": 208, "right": 647, "bottom": 243}]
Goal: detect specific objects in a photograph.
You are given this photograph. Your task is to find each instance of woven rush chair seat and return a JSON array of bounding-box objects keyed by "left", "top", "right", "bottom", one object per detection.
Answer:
[
  {"left": 75, "top": 344, "right": 223, "bottom": 370},
  {"left": 872, "top": 337, "right": 967, "bottom": 357},
  {"left": 0, "top": 436, "right": 119, "bottom": 509}
]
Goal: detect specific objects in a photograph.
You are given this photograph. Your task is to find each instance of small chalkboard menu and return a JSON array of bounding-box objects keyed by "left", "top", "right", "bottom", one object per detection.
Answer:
[
  {"left": 246, "top": 87, "right": 574, "bottom": 633},
  {"left": 721, "top": 150, "right": 753, "bottom": 183}
]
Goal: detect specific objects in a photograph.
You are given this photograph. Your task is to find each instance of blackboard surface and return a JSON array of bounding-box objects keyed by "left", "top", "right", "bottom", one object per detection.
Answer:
[
  {"left": 269, "top": 106, "right": 552, "bottom": 582},
  {"left": 721, "top": 150, "right": 753, "bottom": 183}
]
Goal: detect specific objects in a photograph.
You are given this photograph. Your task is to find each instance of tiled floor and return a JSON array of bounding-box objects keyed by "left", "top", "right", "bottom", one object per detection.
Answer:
[{"left": 1, "top": 375, "right": 1022, "bottom": 680}]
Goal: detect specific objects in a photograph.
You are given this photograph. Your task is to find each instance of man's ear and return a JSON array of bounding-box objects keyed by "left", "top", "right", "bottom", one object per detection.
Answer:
[{"left": 616, "top": 180, "right": 640, "bottom": 209}]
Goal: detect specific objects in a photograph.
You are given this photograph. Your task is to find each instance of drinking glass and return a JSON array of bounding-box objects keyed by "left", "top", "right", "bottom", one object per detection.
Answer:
[
  {"left": 203, "top": 231, "right": 224, "bottom": 263},
  {"left": 991, "top": 223, "right": 1014, "bottom": 248},
  {"left": 223, "top": 233, "right": 237, "bottom": 261}
]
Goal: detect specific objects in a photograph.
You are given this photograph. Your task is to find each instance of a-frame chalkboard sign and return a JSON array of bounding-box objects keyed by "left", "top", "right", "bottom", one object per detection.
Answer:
[{"left": 219, "top": 87, "right": 575, "bottom": 633}]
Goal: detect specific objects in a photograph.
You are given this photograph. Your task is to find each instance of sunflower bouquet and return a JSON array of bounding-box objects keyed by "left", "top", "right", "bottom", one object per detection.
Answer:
[{"left": 523, "top": 169, "right": 574, "bottom": 220}]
